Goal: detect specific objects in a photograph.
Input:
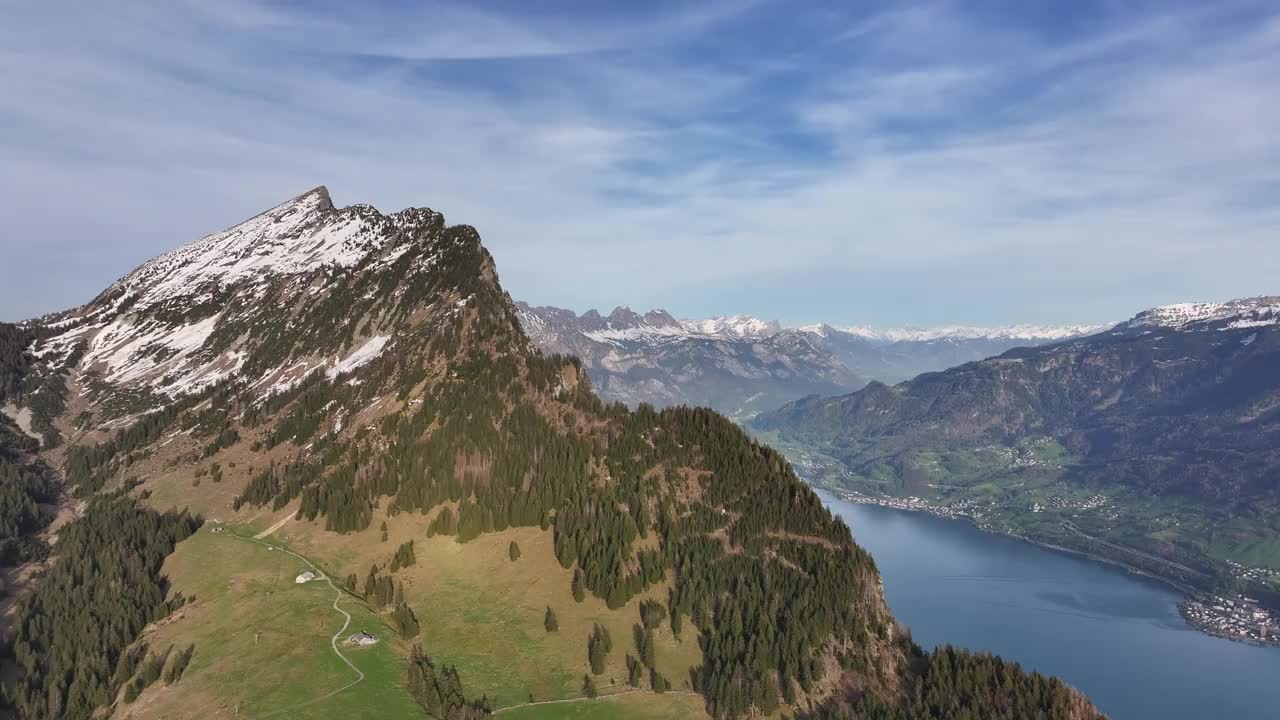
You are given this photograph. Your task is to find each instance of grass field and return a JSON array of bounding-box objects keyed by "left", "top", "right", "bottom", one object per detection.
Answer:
[
  {"left": 496, "top": 691, "right": 708, "bottom": 719},
  {"left": 113, "top": 527, "right": 421, "bottom": 720},
  {"left": 277, "top": 511, "right": 707, "bottom": 711},
  {"left": 116, "top": 506, "right": 711, "bottom": 720}
]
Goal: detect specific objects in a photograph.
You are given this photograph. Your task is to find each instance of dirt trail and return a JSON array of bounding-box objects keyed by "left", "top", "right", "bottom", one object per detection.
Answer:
[
  {"left": 253, "top": 514, "right": 293, "bottom": 539},
  {"left": 224, "top": 533, "right": 365, "bottom": 718}
]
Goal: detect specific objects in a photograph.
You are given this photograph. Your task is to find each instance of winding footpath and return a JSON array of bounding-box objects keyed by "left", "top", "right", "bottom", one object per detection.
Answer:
[
  {"left": 224, "top": 530, "right": 365, "bottom": 718},
  {"left": 493, "top": 689, "right": 702, "bottom": 714}
]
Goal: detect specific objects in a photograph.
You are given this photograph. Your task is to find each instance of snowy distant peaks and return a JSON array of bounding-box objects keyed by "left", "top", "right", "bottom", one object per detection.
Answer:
[
  {"left": 606, "top": 306, "right": 683, "bottom": 330},
  {"left": 517, "top": 304, "right": 784, "bottom": 345},
  {"left": 1124, "top": 297, "right": 1280, "bottom": 330},
  {"left": 520, "top": 303, "right": 1105, "bottom": 346},
  {"left": 824, "top": 324, "right": 1109, "bottom": 343},
  {"left": 681, "top": 315, "right": 783, "bottom": 339}
]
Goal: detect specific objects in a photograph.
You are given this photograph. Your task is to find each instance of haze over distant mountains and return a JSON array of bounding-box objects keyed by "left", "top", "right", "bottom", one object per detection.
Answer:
[
  {"left": 752, "top": 295, "right": 1280, "bottom": 598},
  {"left": 517, "top": 302, "right": 1107, "bottom": 418}
]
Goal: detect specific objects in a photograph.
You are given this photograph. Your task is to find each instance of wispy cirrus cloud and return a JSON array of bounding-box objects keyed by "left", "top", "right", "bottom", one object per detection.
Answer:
[{"left": 1, "top": 0, "right": 1277, "bottom": 325}]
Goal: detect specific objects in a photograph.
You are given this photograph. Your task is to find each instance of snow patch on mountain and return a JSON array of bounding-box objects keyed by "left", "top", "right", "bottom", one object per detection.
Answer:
[
  {"left": 681, "top": 315, "right": 783, "bottom": 339},
  {"left": 81, "top": 313, "right": 221, "bottom": 386},
  {"left": 327, "top": 335, "right": 391, "bottom": 380}
]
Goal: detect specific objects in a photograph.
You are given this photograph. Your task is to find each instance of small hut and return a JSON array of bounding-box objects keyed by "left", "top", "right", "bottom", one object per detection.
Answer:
[{"left": 349, "top": 632, "right": 378, "bottom": 646}]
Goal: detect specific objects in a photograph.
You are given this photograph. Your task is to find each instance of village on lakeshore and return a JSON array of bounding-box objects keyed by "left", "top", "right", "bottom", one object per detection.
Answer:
[{"left": 1180, "top": 595, "right": 1280, "bottom": 646}]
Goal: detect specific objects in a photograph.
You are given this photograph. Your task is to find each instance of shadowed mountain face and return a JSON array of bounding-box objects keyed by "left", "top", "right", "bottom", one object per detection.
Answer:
[{"left": 754, "top": 297, "right": 1280, "bottom": 509}]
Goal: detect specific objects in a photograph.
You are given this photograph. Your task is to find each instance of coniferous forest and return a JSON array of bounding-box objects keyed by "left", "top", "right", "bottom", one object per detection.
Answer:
[
  {"left": 1, "top": 492, "right": 198, "bottom": 720},
  {"left": 0, "top": 324, "right": 57, "bottom": 571},
  {"left": 802, "top": 645, "right": 1105, "bottom": 720}
]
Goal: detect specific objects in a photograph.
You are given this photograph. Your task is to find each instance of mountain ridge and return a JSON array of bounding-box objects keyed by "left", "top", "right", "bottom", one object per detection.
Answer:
[
  {"left": 2, "top": 187, "right": 1104, "bottom": 720},
  {"left": 752, "top": 293, "right": 1280, "bottom": 605},
  {"left": 517, "top": 303, "right": 1107, "bottom": 414}
]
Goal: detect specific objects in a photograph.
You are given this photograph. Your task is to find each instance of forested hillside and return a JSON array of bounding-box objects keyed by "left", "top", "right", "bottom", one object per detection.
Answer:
[
  {"left": 0, "top": 324, "right": 57, "bottom": 577},
  {"left": 753, "top": 299, "right": 1280, "bottom": 597},
  {"left": 0, "top": 188, "right": 1102, "bottom": 720}
]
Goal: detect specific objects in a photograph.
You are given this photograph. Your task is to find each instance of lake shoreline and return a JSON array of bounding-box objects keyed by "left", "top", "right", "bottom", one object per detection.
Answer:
[{"left": 818, "top": 486, "right": 1280, "bottom": 648}]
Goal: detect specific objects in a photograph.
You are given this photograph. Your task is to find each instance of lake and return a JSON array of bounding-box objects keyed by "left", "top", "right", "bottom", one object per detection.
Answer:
[{"left": 816, "top": 490, "right": 1280, "bottom": 720}]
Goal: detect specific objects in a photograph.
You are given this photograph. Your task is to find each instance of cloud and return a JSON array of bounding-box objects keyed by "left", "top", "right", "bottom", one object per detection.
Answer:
[{"left": 0, "top": 0, "right": 1277, "bottom": 326}]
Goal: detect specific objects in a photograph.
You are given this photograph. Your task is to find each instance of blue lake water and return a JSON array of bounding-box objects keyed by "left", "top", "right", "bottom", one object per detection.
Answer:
[{"left": 816, "top": 490, "right": 1280, "bottom": 720}]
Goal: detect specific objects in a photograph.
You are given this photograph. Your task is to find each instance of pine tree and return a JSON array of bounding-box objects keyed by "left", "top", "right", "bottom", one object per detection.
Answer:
[
  {"left": 626, "top": 654, "right": 643, "bottom": 687},
  {"left": 587, "top": 624, "right": 610, "bottom": 675},
  {"left": 509, "top": 540, "right": 521, "bottom": 561},
  {"left": 582, "top": 674, "right": 597, "bottom": 698},
  {"left": 544, "top": 606, "right": 559, "bottom": 633},
  {"left": 394, "top": 602, "right": 421, "bottom": 638},
  {"left": 649, "top": 667, "right": 670, "bottom": 694},
  {"left": 760, "top": 676, "right": 781, "bottom": 715},
  {"left": 571, "top": 567, "right": 585, "bottom": 602}
]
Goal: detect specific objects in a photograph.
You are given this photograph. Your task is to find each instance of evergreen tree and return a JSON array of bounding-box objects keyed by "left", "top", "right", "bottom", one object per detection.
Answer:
[
  {"left": 544, "top": 606, "right": 559, "bottom": 633},
  {"left": 626, "top": 655, "right": 643, "bottom": 687},
  {"left": 509, "top": 540, "right": 521, "bottom": 561},
  {"left": 587, "top": 624, "right": 611, "bottom": 675},
  {"left": 639, "top": 598, "right": 666, "bottom": 629},
  {"left": 582, "top": 674, "right": 597, "bottom": 699},
  {"left": 650, "top": 667, "right": 670, "bottom": 694},
  {"left": 393, "top": 602, "right": 421, "bottom": 638},
  {"left": 405, "top": 644, "right": 491, "bottom": 719}
]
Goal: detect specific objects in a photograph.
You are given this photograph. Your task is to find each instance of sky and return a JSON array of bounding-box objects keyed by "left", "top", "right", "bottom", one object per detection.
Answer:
[{"left": 1, "top": 0, "right": 1278, "bottom": 327}]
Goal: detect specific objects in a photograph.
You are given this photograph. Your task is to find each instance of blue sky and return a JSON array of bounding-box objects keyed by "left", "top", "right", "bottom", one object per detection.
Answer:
[{"left": 2, "top": 0, "right": 1278, "bottom": 326}]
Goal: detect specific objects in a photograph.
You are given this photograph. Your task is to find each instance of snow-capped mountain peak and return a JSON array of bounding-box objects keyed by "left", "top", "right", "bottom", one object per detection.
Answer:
[
  {"left": 29, "top": 187, "right": 470, "bottom": 409},
  {"left": 103, "top": 186, "right": 413, "bottom": 314},
  {"left": 1123, "top": 297, "right": 1280, "bottom": 330},
  {"left": 680, "top": 315, "right": 783, "bottom": 339}
]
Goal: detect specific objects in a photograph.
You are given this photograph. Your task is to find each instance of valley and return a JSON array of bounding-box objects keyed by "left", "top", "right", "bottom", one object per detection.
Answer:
[
  {"left": 5, "top": 3, "right": 1279, "bottom": 718},
  {"left": 757, "top": 422, "right": 1280, "bottom": 646},
  {"left": 818, "top": 493, "right": 1280, "bottom": 720}
]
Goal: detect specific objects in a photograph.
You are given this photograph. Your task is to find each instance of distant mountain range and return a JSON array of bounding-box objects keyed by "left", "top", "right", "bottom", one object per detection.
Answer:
[
  {"left": 752, "top": 295, "right": 1280, "bottom": 598},
  {"left": 517, "top": 302, "right": 1105, "bottom": 418}
]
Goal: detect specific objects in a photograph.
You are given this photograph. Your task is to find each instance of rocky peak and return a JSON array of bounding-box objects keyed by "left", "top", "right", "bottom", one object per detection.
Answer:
[
  {"left": 641, "top": 309, "right": 682, "bottom": 328},
  {"left": 606, "top": 306, "right": 645, "bottom": 327},
  {"left": 682, "top": 315, "right": 783, "bottom": 339},
  {"left": 30, "top": 187, "right": 509, "bottom": 411},
  {"left": 1123, "top": 296, "right": 1280, "bottom": 331}
]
